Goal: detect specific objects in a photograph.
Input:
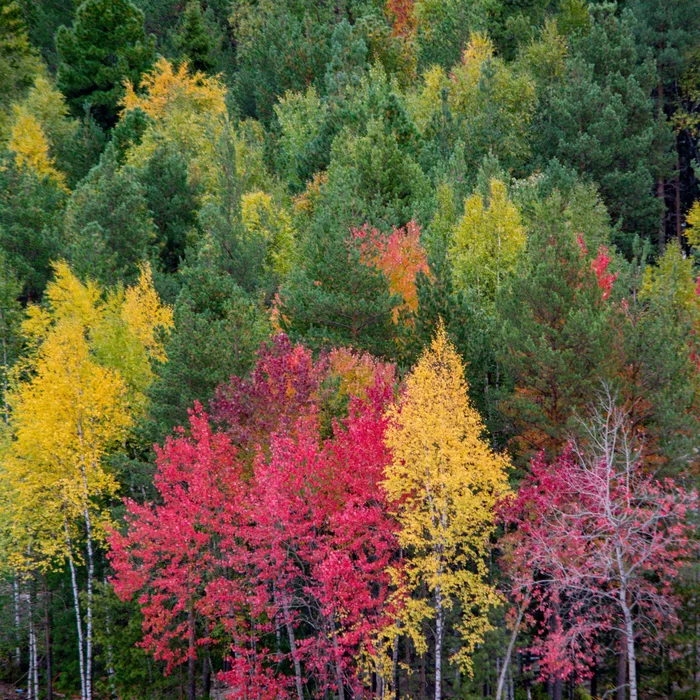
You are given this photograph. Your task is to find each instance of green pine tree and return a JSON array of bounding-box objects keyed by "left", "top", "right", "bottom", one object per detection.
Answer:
[
  {"left": 56, "top": 0, "right": 156, "bottom": 128},
  {"left": 173, "top": 0, "right": 215, "bottom": 74}
]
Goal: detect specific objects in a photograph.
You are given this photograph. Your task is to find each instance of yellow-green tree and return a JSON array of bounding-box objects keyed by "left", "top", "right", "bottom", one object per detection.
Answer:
[
  {"left": 449, "top": 177, "right": 526, "bottom": 300},
  {"left": 0, "top": 261, "right": 172, "bottom": 700},
  {"left": 383, "top": 326, "right": 510, "bottom": 699}
]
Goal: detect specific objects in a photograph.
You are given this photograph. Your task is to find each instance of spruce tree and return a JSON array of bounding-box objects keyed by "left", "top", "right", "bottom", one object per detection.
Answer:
[
  {"left": 0, "top": 0, "right": 41, "bottom": 110},
  {"left": 173, "top": 0, "right": 215, "bottom": 74},
  {"left": 56, "top": 0, "right": 156, "bottom": 128}
]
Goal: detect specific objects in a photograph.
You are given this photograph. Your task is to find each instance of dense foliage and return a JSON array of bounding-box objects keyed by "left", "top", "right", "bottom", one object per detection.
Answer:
[{"left": 1, "top": 0, "right": 700, "bottom": 699}]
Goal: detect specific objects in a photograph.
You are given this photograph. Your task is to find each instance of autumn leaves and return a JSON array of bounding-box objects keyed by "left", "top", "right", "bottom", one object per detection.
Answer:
[{"left": 106, "top": 324, "right": 511, "bottom": 698}]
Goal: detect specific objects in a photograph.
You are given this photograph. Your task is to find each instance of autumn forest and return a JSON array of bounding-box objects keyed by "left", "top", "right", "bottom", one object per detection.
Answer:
[{"left": 0, "top": 0, "right": 699, "bottom": 699}]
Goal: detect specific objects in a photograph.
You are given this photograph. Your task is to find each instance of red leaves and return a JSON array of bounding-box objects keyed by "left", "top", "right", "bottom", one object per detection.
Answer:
[
  {"left": 591, "top": 245, "right": 617, "bottom": 300},
  {"left": 353, "top": 221, "right": 430, "bottom": 323},
  {"left": 500, "top": 410, "right": 697, "bottom": 682},
  {"left": 109, "top": 337, "right": 401, "bottom": 696}
]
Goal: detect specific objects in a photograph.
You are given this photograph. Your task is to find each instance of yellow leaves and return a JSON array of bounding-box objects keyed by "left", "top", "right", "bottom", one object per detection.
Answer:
[
  {"left": 1, "top": 262, "right": 172, "bottom": 572},
  {"left": 640, "top": 239, "right": 700, "bottom": 319},
  {"left": 241, "top": 191, "right": 296, "bottom": 277},
  {"left": 123, "top": 57, "right": 226, "bottom": 120},
  {"left": 121, "top": 262, "right": 174, "bottom": 363},
  {"left": 686, "top": 200, "right": 700, "bottom": 248},
  {"left": 383, "top": 325, "right": 510, "bottom": 673},
  {"left": 8, "top": 105, "right": 67, "bottom": 189},
  {"left": 450, "top": 178, "right": 526, "bottom": 298}
]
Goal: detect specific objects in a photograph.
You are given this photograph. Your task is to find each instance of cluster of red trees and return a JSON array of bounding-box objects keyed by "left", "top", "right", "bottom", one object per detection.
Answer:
[{"left": 110, "top": 337, "right": 400, "bottom": 698}]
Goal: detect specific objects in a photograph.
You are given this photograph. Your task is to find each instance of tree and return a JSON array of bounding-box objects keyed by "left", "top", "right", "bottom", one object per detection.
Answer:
[
  {"left": 173, "top": 1, "right": 215, "bottom": 74},
  {"left": 0, "top": 261, "right": 171, "bottom": 700},
  {"left": 530, "top": 5, "right": 673, "bottom": 249},
  {"left": 112, "top": 341, "right": 400, "bottom": 697},
  {"left": 56, "top": 0, "right": 155, "bottom": 129},
  {"left": 449, "top": 177, "right": 526, "bottom": 301},
  {"left": 383, "top": 325, "right": 510, "bottom": 699},
  {"left": 63, "top": 144, "right": 156, "bottom": 284},
  {"left": 147, "top": 264, "right": 269, "bottom": 442},
  {"left": 499, "top": 395, "right": 697, "bottom": 700},
  {"left": 0, "top": 0, "right": 41, "bottom": 115}
]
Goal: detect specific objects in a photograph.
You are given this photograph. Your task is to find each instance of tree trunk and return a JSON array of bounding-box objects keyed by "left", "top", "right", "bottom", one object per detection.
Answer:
[
  {"left": 616, "top": 637, "right": 627, "bottom": 700},
  {"left": 203, "top": 653, "right": 212, "bottom": 699},
  {"left": 13, "top": 574, "right": 21, "bottom": 668},
  {"left": 620, "top": 596, "right": 638, "bottom": 700},
  {"left": 188, "top": 607, "right": 197, "bottom": 700},
  {"left": 392, "top": 632, "right": 400, "bottom": 700},
  {"left": 281, "top": 595, "right": 304, "bottom": 700},
  {"left": 44, "top": 578, "right": 53, "bottom": 700},
  {"left": 496, "top": 604, "right": 525, "bottom": 700},
  {"left": 65, "top": 523, "right": 87, "bottom": 700},
  {"left": 434, "top": 584, "right": 443, "bottom": 700},
  {"left": 83, "top": 506, "right": 95, "bottom": 700},
  {"left": 330, "top": 616, "right": 346, "bottom": 700}
]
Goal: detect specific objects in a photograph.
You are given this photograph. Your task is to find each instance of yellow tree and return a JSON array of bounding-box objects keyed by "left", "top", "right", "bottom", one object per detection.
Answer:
[
  {"left": 0, "top": 261, "right": 172, "bottom": 700},
  {"left": 449, "top": 177, "right": 526, "bottom": 300},
  {"left": 383, "top": 325, "right": 510, "bottom": 700}
]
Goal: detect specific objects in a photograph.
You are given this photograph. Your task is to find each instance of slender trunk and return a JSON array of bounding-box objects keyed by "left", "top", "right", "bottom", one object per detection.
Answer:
[
  {"left": 44, "top": 578, "right": 53, "bottom": 700},
  {"left": 281, "top": 595, "right": 304, "bottom": 700},
  {"left": 188, "top": 606, "right": 196, "bottom": 700},
  {"left": 434, "top": 584, "right": 443, "bottom": 700},
  {"left": 104, "top": 577, "right": 116, "bottom": 699},
  {"left": 620, "top": 594, "right": 637, "bottom": 700},
  {"left": 32, "top": 613, "right": 38, "bottom": 700},
  {"left": 553, "top": 678, "right": 563, "bottom": 700},
  {"left": 330, "top": 616, "right": 346, "bottom": 700},
  {"left": 28, "top": 590, "right": 35, "bottom": 700},
  {"left": 13, "top": 573, "right": 21, "bottom": 667},
  {"left": 616, "top": 636, "right": 627, "bottom": 700},
  {"left": 496, "top": 604, "right": 526, "bottom": 700},
  {"left": 65, "top": 523, "right": 87, "bottom": 700},
  {"left": 203, "top": 653, "right": 212, "bottom": 699},
  {"left": 675, "top": 135, "right": 682, "bottom": 240},
  {"left": 83, "top": 506, "right": 94, "bottom": 700},
  {"left": 392, "top": 632, "right": 400, "bottom": 700}
]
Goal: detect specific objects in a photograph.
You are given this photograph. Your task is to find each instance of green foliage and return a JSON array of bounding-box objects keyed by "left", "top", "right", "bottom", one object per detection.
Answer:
[
  {"left": 0, "top": 157, "right": 66, "bottom": 300},
  {"left": 0, "top": 0, "right": 41, "bottom": 117},
  {"left": 530, "top": 6, "right": 673, "bottom": 249},
  {"left": 63, "top": 144, "right": 156, "bottom": 284},
  {"left": 56, "top": 0, "right": 156, "bottom": 129},
  {"left": 173, "top": 1, "right": 214, "bottom": 74},
  {"left": 147, "top": 262, "right": 269, "bottom": 441}
]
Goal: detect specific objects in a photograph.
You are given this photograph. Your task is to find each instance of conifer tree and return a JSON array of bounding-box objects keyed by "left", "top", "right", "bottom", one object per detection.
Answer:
[
  {"left": 56, "top": 0, "right": 156, "bottom": 128},
  {"left": 173, "top": 1, "right": 215, "bottom": 74}
]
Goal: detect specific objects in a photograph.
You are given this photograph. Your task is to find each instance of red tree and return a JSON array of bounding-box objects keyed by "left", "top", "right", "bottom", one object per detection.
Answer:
[
  {"left": 498, "top": 394, "right": 697, "bottom": 700},
  {"left": 110, "top": 340, "right": 401, "bottom": 698}
]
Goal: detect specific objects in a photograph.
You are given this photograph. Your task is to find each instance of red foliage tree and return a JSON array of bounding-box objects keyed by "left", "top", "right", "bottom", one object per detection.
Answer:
[
  {"left": 498, "top": 394, "right": 697, "bottom": 700},
  {"left": 110, "top": 339, "right": 401, "bottom": 698}
]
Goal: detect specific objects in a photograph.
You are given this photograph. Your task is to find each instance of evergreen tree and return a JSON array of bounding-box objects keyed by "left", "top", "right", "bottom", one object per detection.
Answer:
[
  {"left": 0, "top": 0, "right": 41, "bottom": 113},
  {"left": 0, "top": 158, "right": 66, "bottom": 300},
  {"left": 147, "top": 262, "right": 269, "bottom": 442},
  {"left": 56, "top": 0, "right": 156, "bottom": 129},
  {"left": 63, "top": 144, "right": 156, "bottom": 284},
  {"left": 140, "top": 143, "right": 200, "bottom": 273},
  {"left": 530, "top": 5, "right": 673, "bottom": 250},
  {"left": 173, "top": 0, "right": 214, "bottom": 74}
]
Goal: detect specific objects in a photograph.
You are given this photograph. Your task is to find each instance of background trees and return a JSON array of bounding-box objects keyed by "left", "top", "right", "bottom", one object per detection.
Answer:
[{"left": 1, "top": 0, "right": 700, "bottom": 697}]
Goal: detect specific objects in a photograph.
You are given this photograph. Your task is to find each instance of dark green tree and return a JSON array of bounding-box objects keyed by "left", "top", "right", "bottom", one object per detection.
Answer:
[
  {"left": 63, "top": 143, "right": 155, "bottom": 283},
  {"left": 0, "top": 159, "right": 66, "bottom": 300},
  {"left": 56, "top": 0, "right": 156, "bottom": 129},
  {"left": 530, "top": 5, "right": 673, "bottom": 251},
  {"left": 173, "top": 0, "right": 214, "bottom": 74},
  {"left": 147, "top": 261, "right": 269, "bottom": 442},
  {"left": 140, "top": 143, "right": 200, "bottom": 273}
]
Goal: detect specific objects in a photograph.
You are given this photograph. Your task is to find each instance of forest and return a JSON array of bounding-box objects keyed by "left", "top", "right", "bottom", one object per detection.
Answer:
[{"left": 0, "top": 0, "right": 699, "bottom": 698}]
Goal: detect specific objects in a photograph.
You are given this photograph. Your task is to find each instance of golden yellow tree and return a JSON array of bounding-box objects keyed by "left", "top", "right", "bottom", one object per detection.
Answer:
[
  {"left": 450, "top": 178, "right": 526, "bottom": 299},
  {"left": 383, "top": 325, "right": 510, "bottom": 700},
  {"left": 0, "top": 261, "right": 172, "bottom": 700}
]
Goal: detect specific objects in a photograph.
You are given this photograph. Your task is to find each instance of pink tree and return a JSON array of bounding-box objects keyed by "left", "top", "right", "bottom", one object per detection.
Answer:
[{"left": 499, "top": 392, "right": 697, "bottom": 700}]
